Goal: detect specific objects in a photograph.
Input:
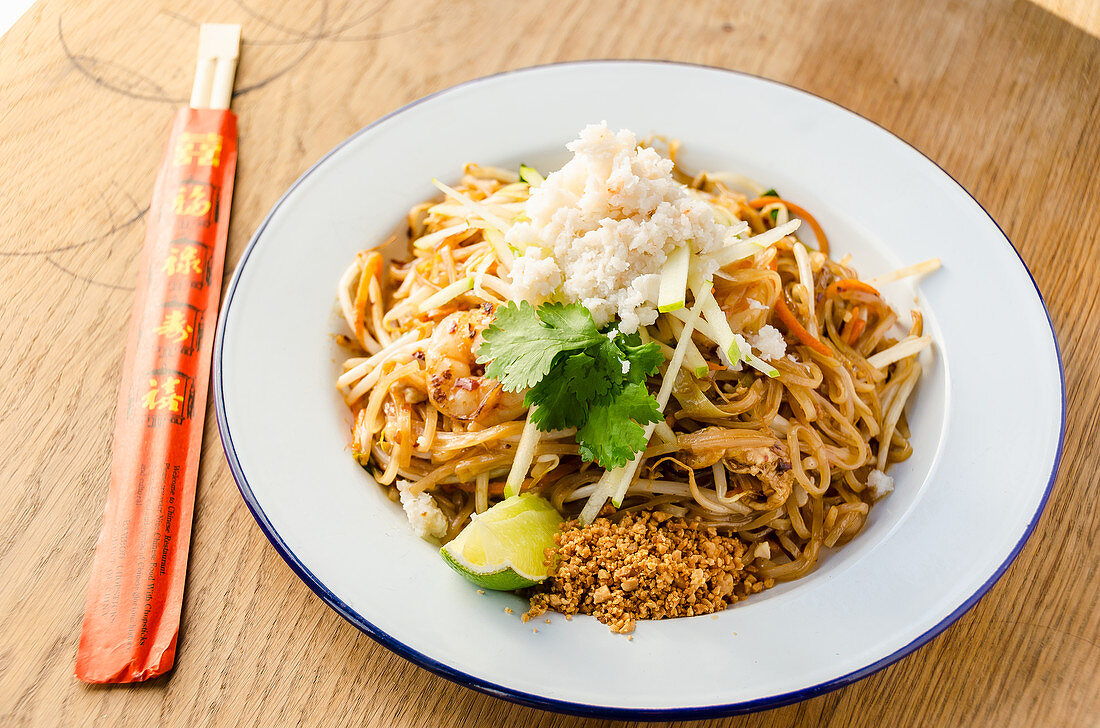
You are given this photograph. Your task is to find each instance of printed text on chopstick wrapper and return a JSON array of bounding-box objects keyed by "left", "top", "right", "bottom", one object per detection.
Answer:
[{"left": 76, "top": 108, "right": 237, "bottom": 683}]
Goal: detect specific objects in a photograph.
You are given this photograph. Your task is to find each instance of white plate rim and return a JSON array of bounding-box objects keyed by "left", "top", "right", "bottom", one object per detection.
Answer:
[{"left": 212, "top": 60, "right": 1065, "bottom": 719}]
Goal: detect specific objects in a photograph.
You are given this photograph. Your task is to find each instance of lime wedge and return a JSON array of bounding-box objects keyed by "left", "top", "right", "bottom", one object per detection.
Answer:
[{"left": 440, "top": 494, "right": 562, "bottom": 591}]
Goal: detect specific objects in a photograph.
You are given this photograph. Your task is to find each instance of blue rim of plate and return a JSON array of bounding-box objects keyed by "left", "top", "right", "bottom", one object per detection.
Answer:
[{"left": 212, "top": 60, "right": 1066, "bottom": 719}]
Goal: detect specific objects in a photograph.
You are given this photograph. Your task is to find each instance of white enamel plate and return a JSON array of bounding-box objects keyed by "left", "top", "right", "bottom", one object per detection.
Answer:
[{"left": 214, "top": 61, "right": 1064, "bottom": 718}]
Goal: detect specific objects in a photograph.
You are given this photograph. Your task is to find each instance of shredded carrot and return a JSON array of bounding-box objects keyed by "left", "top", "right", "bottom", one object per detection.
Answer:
[
  {"left": 826, "top": 278, "right": 880, "bottom": 298},
  {"left": 844, "top": 307, "right": 866, "bottom": 346},
  {"left": 749, "top": 196, "right": 830, "bottom": 255},
  {"left": 361, "top": 250, "right": 383, "bottom": 280},
  {"left": 706, "top": 360, "right": 728, "bottom": 372},
  {"left": 847, "top": 317, "right": 867, "bottom": 345},
  {"left": 775, "top": 297, "right": 833, "bottom": 358}
]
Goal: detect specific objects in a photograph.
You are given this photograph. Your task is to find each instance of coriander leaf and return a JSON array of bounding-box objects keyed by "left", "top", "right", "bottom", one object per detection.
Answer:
[
  {"left": 613, "top": 332, "right": 664, "bottom": 384},
  {"left": 611, "top": 330, "right": 642, "bottom": 347},
  {"left": 526, "top": 353, "right": 608, "bottom": 431},
  {"left": 476, "top": 301, "right": 666, "bottom": 467},
  {"left": 590, "top": 338, "right": 629, "bottom": 395},
  {"left": 535, "top": 302, "right": 602, "bottom": 339},
  {"left": 527, "top": 345, "right": 623, "bottom": 431},
  {"left": 566, "top": 349, "right": 618, "bottom": 403},
  {"left": 576, "top": 382, "right": 662, "bottom": 469},
  {"left": 477, "top": 301, "right": 603, "bottom": 391}
]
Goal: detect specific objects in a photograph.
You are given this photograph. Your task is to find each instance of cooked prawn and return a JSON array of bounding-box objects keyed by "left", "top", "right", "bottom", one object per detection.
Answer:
[{"left": 424, "top": 306, "right": 526, "bottom": 425}]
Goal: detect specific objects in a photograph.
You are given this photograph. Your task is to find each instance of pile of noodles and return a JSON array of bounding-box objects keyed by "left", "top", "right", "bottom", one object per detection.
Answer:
[{"left": 335, "top": 147, "right": 929, "bottom": 582}]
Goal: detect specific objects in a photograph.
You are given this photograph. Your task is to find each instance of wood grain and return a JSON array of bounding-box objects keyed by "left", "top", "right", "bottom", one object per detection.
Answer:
[{"left": 1, "top": 1, "right": 1098, "bottom": 726}]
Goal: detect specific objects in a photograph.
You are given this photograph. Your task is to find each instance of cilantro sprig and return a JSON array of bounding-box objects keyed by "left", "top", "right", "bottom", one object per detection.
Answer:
[
  {"left": 477, "top": 301, "right": 664, "bottom": 469},
  {"left": 577, "top": 382, "right": 661, "bottom": 467}
]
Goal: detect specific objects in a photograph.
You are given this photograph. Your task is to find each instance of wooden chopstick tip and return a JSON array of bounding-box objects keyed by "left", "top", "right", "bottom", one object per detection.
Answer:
[
  {"left": 198, "top": 23, "right": 241, "bottom": 62},
  {"left": 190, "top": 24, "right": 241, "bottom": 111}
]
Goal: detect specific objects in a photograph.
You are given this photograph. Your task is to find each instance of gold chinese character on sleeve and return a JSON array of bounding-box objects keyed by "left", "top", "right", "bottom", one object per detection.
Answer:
[
  {"left": 162, "top": 244, "right": 203, "bottom": 276},
  {"left": 142, "top": 377, "right": 184, "bottom": 413},
  {"left": 172, "top": 183, "right": 213, "bottom": 218},
  {"left": 173, "top": 132, "right": 223, "bottom": 167},
  {"left": 154, "top": 310, "right": 194, "bottom": 343}
]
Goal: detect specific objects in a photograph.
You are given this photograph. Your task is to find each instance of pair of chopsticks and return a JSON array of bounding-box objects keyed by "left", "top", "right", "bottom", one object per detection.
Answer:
[
  {"left": 190, "top": 24, "right": 240, "bottom": 110},
  {"left": 76, "top": 24, "right": 242, "bottom": 684}
]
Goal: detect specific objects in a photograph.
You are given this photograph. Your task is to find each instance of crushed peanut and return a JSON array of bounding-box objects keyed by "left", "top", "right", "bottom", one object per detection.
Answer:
[{"left": 525, "top": 511, "right": 771, "bottom": 634}]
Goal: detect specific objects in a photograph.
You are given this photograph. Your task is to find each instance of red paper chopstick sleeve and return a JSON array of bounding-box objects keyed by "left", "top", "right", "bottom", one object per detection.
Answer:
[{"left": 76, "top": 107, "right": 237, "bottom": 683}]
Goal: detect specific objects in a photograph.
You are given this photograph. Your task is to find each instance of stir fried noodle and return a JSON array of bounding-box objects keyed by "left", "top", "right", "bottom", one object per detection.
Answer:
[{"left": 336, "top": 146, "right": 928, "bottom": 582}]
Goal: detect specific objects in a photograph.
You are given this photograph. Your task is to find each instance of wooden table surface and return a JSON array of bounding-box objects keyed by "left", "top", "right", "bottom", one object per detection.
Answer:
[{"left": 2, "top": 0, "right": 1099, "bottom": 726}]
